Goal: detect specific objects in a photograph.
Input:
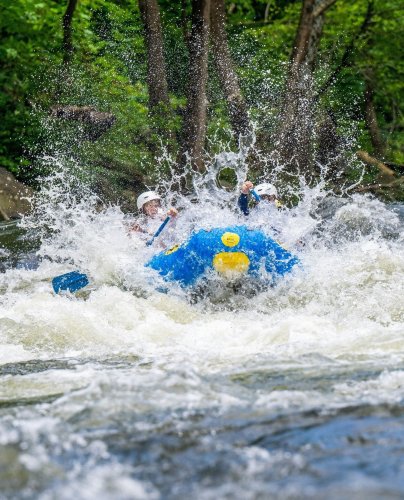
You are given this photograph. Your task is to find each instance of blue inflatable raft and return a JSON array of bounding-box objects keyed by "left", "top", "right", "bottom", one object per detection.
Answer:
[{"left": 146, "top": 225, "right": 299, "bottom": 287}]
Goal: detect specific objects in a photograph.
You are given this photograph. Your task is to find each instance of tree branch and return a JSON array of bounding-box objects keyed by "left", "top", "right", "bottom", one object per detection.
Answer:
[
  {"left": 62, "top": 0, "right": 78, "bottom": 65},
  {"left": 353, "top": 177, "right": 404, "bottom": 193},
  {"left": 356, "top": 150, "right": 396, "bottom": 182},
  {"left": 313, "top": 0, "right": 338, "bottom": 18}
]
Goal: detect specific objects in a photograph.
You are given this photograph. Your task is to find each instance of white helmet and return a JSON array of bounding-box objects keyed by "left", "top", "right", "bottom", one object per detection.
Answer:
[
  {"left": 255, "top": 183, "right": 278, "bottom": 198},
  {"left": 137, "top": 191, "right": 161, "bottom": 211}
]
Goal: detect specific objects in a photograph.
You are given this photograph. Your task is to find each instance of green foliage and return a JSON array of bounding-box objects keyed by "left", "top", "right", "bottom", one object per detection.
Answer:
[
  {"left": 0, "top": 0, "right": 61, "bottom": 174},
  {"left": 0, "top": 0, "right": 403, "bottom": 200},
  {"left": 320, "top": 0, "right": 404, "bottom": 162}
]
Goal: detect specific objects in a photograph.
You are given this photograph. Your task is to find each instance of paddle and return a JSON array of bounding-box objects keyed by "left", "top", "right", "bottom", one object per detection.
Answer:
[
  {"left": 52, "top": 271, "right": 89, "bottom": 294},
  {"left": 146, "top": 216, "right": 170, "bottom": 246},
  {"left": 250, "top": 189, "right": 261, "bottom": 202},
  {"left": 52, "top": 216, "right": 171, "bottom": 293}
]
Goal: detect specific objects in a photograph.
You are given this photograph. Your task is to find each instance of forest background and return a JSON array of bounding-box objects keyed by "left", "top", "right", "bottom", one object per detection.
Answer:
[{"left": 1, "top": 0, "right": 403, "bottom": 214}]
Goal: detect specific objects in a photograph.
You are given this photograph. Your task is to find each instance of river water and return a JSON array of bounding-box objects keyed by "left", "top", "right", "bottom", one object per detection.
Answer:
[{"left": 0, "top": 177, "right": 404, "bottom": 499}]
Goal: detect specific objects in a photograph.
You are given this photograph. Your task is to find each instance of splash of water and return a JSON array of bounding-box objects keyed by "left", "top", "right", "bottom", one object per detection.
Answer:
[
  {"left": 1, "top": 145, "right": 404, "bottom": 500},
  {"left": 0, "top": 141, "right": 401, "bottom": 355}
]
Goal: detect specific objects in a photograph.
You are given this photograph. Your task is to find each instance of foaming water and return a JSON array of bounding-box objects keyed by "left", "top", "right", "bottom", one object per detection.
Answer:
[{"left": 1, "top": 158, "right": 404, "bottom": 499}]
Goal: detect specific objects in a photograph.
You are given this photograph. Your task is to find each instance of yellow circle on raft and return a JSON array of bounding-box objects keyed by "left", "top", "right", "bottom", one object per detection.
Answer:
[
  {"left": 213, "top": 252, "right": 250, "bottom": 275},
  {"left": 221, "top": 232, "right": 240, "bottom": 247}
]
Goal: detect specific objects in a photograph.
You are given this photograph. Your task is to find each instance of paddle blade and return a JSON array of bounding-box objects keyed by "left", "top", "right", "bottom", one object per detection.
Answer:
[{"left": 52, "top": 271, "right": 89, "bottom": 294}]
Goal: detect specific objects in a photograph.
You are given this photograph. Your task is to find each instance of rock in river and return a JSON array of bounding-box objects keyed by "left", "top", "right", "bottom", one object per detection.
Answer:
[{"left": 0, "top": 167, "right": 33, "bottom": 221}]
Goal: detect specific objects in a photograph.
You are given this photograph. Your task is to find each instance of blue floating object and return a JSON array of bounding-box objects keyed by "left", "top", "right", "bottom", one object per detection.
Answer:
[
  {"left": 52, "top": 271, "right": 89, "bottom": 294},
  {"left": 146, "top": 225, "right": 299, "bottom": 287}
]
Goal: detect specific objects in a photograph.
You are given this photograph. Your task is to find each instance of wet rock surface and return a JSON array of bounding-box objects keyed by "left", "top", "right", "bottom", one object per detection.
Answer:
[{"left": 0, "top": 168, "right": 33, "bottom": 221}]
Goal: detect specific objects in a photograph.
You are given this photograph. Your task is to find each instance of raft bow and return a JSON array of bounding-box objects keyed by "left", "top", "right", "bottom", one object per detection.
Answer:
[{"left": 146, "top": 225, "right": 299, "bottom": 287}]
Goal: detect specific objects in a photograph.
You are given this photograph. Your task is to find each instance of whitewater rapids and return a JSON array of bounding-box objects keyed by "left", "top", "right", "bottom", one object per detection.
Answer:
[{"left": 0, "top": 186, "right": 403, "bottom": 499}]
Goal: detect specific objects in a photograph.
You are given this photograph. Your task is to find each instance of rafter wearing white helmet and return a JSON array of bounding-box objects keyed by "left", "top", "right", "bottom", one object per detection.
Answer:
[
  {"left": 255, "top": 183, "right": 278, "bottom": 198},
  {"left": 137, "top": 191, "right": 161, "bottom": 212}
]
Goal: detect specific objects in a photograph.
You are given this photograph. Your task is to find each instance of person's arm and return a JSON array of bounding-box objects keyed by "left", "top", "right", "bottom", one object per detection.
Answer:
[
  {"left": 238, "top": 193, "right": 250, "bottom": 216},
  {"left": 128, "top": 222, "right": 144, "bottom": 233},
  {"left": 238, "top": 181, "right": 254, "bottom": 216},
  {"left": 167, "top": 207, "right": 178, "bottom": 218},
  {"left": 127, "top": 213, "right": 147, "bottom": 234}
]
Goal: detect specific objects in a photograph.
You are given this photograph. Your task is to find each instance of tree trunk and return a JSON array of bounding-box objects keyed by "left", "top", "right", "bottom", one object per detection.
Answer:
[
  {"left": 181, "top": 0, "right": 191, "bottom": 48},
  {"left": 177, "top": 0, "right": 211, "bottom": 176},
  {"left": 62, "top": 0, "right": 78, "bottom": 65},
  {"left": 364, "top": 72, "right": 385, "bottom": 159},
  {"left": 290, "top": 0, "right": 328, "bottom": 74},
  {"left": 274, "top": 0, "right": 336, "bottom": 180},
  {"left": 138, "top": 0, "right": 170, "bottom": 112},
  {"left": 210, "top": 0, "right": 250, "bottom": 139}
]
